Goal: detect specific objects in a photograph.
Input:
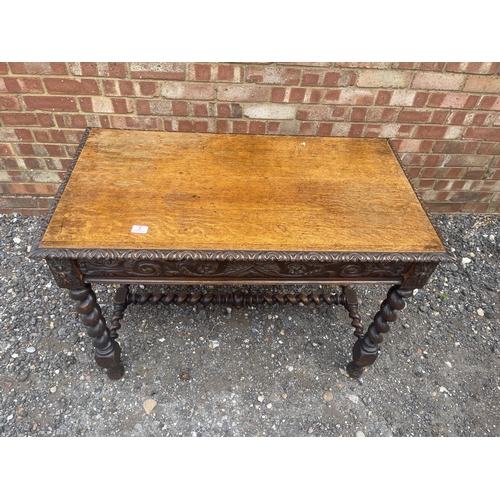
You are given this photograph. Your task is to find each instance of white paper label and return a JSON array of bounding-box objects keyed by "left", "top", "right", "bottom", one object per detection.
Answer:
[{"left": 131, "top": 225, "right": 148, "bottom": 234}]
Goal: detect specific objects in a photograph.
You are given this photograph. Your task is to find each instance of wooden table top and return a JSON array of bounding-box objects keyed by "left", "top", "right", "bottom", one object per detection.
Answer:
[{"left": 39, "top": 128, "right": 446, "bottom": 255}]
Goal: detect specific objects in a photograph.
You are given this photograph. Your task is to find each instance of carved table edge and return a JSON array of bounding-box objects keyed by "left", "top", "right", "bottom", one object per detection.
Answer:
[{"left": 29, "top": 248, "right": 456, "bottom": 263}]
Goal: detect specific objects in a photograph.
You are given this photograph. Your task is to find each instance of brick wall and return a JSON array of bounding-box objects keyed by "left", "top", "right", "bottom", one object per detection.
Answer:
[{"left": 1, "top": 61, "right": 500, "bottom": 215}]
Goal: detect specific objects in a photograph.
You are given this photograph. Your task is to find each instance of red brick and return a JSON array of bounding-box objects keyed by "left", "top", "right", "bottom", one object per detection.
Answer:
[
  {"left": 296, "top": 105, "right": 346, "bottom": 121},
  {"left": 218, "top": 85, "right": 269, "bottom": 102},
  {"left": 271, "top": 88, "right": 286, "bottom": 102},
  {"left": 193, "top": 103, "right": 209, "bottom": 116},
  {"left": 402, "top": 154, "right": 426, "bottom": 166},
  {"left": 412, "top": 72, "right": 465, "bottom": 90},
  {"left": 9, "top": 62, "right": 67, "bottom": 74},
  {"left": 298, "top": 122, "right": 317, "bottom": 135},
  {"left": 216, "top": 120, "right": 229, "bottom": 133},
  {"left": 446, "top": 155, "right": 491, "bottom": 167},
  {"left": 172, "top": 101, "right": 189, "bottom": 115},
  {"left": 79, "top": 96, "right": 132, "bottom": 113},
  {"left": 23, "top": 96, "right": 77, "bottom": 111},
  {"left": 43, "top": 78, "right": 100, "bottom": 95},
  {"left": 414, "top": 92, "right": 430, "bottom": 107},
  {"left": 110, "top": 116, "right": 163, "bottom": 130},
  {"left": 422, "top": 202, "right": 463, "bottom": 213},
  {"left": 177, "top": 120, "right": 209, "bottom": 133},
  {"left": 366, "top": 108, "right": 398, "bottom": 123},
  {"left": 462, "top": 169, "right": 485, "bottom": 180},
  {"left": 4, "top": 170, "right": 26, "bottom": 182},
  {"left": 415, "top": 179, "right": 436, "bottom": 189},
  {"left": 392, "top": 63, "right": 416, "bottom": 69},
  {"left": 267, "top": 122, "right": 280, "bottom": 134},
  {"left": 0, "top": 143, "right": 14, "bottom": 155},
  {"left": 448, "top": 190, "right": 490, "bottom": 203},
  {"left": 1, "top": 112, "right": 52, "bottom": 126},
  {"left": 16, "top": 143, "right": 35, "bottom": 155},
  {"left": 272, "top": 87, "right": 323, "bottom": 104},
  {"left": 320, "top": 123, "right": 350, "bottom": 137},
  {"left": 446, "top": 111, "right": 470, "bottom": 125},
  {"left": 324, "top": 71, "right": 355, "bottom": 86},
  {"left": 289, "top": 88, "right": 306, "bottom": 102},
  {"left": 217, "top": 65, "right": 243, "bottom": 82},
  {"left": 0, "top": 96, "right": 20, "bottom": 110},
  {"left": 427, "top": 93, "right": 479, "bottom": 109},
  {"left": 478, "top": 96, "right": 500, "bottom": 110},
  {"left": 0, "top": 76, "right": 44, "bottom": 93},
  {"left": 233, "top": 121, "right": 249, "bottom": 134},
  {"left": 463, "top": 127, "right": 500, "bottom": 141},
  {"left": 478, "top": 180, "right": 500, "bottom": 192},
  {"left": 398, "top": 109, "right": 432, "bottom": 123},
  {"left": 365, "top": 124, "right": 414, "bottom": 138},
  {"left": 430, "top": 110, "right": 449, "bottom": 123},
  {"left": 318, "top": 123, "right": 333, "bottom": 136},
  {"left": 102, "top": 79, "right": 159, "bottom": 97},
  {"left": 432, "top": 141, "right": 477, "bottom": 154},
  {"left": 375, "top": 90, "right": 393, "bottom": 105},
  {"left": 471, "top": 112, "right": 495, "bottom": 126},
  {"left": 324, "top": 89, "right": 376, "bottom": 105},
  {"left": 478, "top": 143, "right": 500, "bottom": 155},
  {"left": 414, "top": 125, "right": 449, "bottom": 138},
  {"left": 246, "top": 66, "right": 301, "bottom": 85},
  {"left": 47, "top": 129, "right": 85, "bottom": 144},
  {"left": 193, "top": 64, "right": 211, "bottom": 81},
  {"left": 216, "top": 104, "right": 231, "bottom": 118},
  {"left": 8, "top": 183, "right": 58, "bottom": 195},
  {"left": 463, "top": 75, "right": 500, "bottom": 93},
  {"left": 249, "top": 121, "right": 266, "bottom": 134},
  {"left": 55, "top": 114, "right": 100, "bottom": 129},
  {"left": 348, "top": 124, "right": 364, "bottom": 137},
  {"left": 416, "top": 63, "right": 446, "bottom": 71},
  {"left": 161, "top": 82, "right": 215, "bottom": 100},
  {"left": 43, "top": 144, "right": 65, "bottom": 157},
  {"left": 405, "top": 167, "right": 421, "bottom": 179},
  {"left": 15, "top": 129, "right": 33, "bottom": 141},
  {"left": 301, "top": 71, "right": 355, "bottom": 87},
  {"left": 302, "top": 72, "right": 320, "bottom": 86},
  {"left": 45, "top": 158, "right": 72, "bottom": 170},
  {"left": 420, "top": 167, "right": 438, "bottom": 179},
  {"left": 69, "top": 62, "right": 127, "bottom": 78},
  {"left": 129, "top": 62, "right": 186, "bottom": 80},
  {"left": 350, "top": 108, "right": 367, "bottom": 121},
  {"left": 391, "top": 139, "right": 434, "bottom": 153},
  {"left": 0, "top": 62, "right": 7, "bottom": 73},
  {"left": 446, "top": 62, "right": 500, "bottom": 74}
]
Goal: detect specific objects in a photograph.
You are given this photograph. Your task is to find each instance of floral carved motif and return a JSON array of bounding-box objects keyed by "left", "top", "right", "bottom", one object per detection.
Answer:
[{"left": 77, "top": 258, "right": 411, "bottom": 280}]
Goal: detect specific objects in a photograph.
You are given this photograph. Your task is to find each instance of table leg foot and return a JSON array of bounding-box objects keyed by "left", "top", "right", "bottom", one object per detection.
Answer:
[
  {"left": 106, "top": 355, "right": 125, "bottom": 380},
  {"left": 68, "top": 284, "right": 124, "bottom": 380},
  {"left": 347, "top": 285, "right": 413, "bottom": 377},
  {"left": 346, "top": 360, "right": 365, "bottom": 378}
]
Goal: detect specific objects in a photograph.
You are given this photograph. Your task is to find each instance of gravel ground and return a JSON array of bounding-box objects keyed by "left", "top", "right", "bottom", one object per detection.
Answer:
[{"left": 1, "top": 212, "right": 499, "bottom": 438}]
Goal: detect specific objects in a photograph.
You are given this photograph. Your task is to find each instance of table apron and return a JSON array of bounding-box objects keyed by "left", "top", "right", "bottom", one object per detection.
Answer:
[{"left": 84, "top": 277, "right": 403, "bottom": 286}]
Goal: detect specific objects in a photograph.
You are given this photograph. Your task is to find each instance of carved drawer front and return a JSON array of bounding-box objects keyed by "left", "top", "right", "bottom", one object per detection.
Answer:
[{"left": 77, "top": 258, "right": 411, "bottom": 281}]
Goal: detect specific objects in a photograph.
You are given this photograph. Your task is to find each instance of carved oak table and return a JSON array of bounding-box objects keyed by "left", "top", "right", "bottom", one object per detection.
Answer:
[{"left": 29, "top": 128, "right": 454, "bottom": 380}]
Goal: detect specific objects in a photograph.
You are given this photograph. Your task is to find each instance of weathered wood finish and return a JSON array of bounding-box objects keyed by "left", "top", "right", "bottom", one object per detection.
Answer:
[
  {"left": 29, "top": 128, "right": 454, "bottom": 380},
  {"left": 39, "top": 129, "right": 446, "bottom": 255}
]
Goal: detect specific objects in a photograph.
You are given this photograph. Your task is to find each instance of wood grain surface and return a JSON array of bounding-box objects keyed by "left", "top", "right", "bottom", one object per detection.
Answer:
[{"left": 40, "top": 129, "right": 445, "bottom": 254}]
